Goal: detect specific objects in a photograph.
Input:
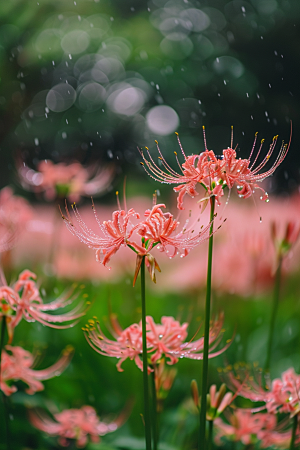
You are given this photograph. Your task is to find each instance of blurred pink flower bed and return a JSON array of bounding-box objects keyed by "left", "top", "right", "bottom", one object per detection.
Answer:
[{"left": 11, "top": 192, "right": 300, "bottom": 297}]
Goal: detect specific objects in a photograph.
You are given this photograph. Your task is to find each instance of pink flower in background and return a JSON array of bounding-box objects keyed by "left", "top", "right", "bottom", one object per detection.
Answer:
[
  {"left": 0, "top": 345, "right": 73, "bottom": 395},
  {"left": 0, "top": 187, "right": 32, "bottom": 252},
  {"left": 214, "top": 409, "right": 277, "bottom": 446},
  {"left": 140, "top": 127, "right": 290, "bottom": 210},
  {"left": 18, "top": 160, "right": 114, "bottom": 201},
  {"left": 267, "top": 368, "right": 300, "bottom": 416},
  {"left": 0, "top": 269, "right": 89, "bottom": 343},
  {"left": 29, "top": 405, "right": 125, "bottom": 448},
  {"left": 222, "top": 364, "right": 300, "bottom": 417},
  {"left": 83, "top": 312, "right": 230, "bottom": 372}
]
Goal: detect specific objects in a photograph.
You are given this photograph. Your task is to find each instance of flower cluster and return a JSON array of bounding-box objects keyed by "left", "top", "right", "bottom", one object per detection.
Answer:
[
  {"left": 222, "top": 364, "right": 300, "bottom": 417},
  {"left": 140, "top": 127, "right": 290, "bottom": 210},
  {"left": 0, "top": 269, "right": 89, "bottom": 343},
  {"left": 1, "top": 345, "right": 73, "bottom": 396},
  {"left": 214, "top": 409, "right": 292, "bottom": 447},
  {"left": 29, "top": 405, "right": 124, "bottom": 448},
  {"left": 83, "top": 313, "right": 230, "bottom": 372},
  {"left": 18, "top": 160, "right": 114, "bottom": 202},
  {"left": 61, "top": 198, "right": 220, "bottom": 284}
]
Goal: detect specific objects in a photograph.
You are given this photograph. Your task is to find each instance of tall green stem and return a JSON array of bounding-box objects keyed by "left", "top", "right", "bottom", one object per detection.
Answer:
[
  {"left": 151, "top": 369, "right": 158, "bottom": 450},
  {"left": 0, "top": 319, "right": 11, "bottom": 450},
  {"left": 265, "top": 257, "right": 282, "bottom": 374},
  {"left": 199, "top": 196, "right": 215, "bottom": 449},
  {"left": 141, "top": 257, "right": 152, "bottom": 450},
  {"left": 289, "top": 414, "right": 298, "bottom": 450},
  {"left": 207, "top": 420, "right": 213, "bottom": 450}
]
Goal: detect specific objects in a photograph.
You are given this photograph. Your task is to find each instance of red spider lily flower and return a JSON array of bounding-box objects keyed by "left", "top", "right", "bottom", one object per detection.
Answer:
[
  {"left": 267, "top": 368, "right": 300, "bottom": 417},
  {"left": 61, "top": 201, "right": 146, "bottom": 267},
  {"left": 221, "top": 364, "right": 300, "bottom": 418},
  {"left": 61, "top": 197, "right": 220, "bottom": 284},
  {"left": 82, "top": 312, "right": 231, "bottom": 372},
  {"left": 0, "top": 345, "right": 73, "bottom": 395},
  {"left": 140, "top": 126, "right": 291, "bottom": 210},
  {"left": 0, "top": 269, "right": 89, "bottom": 344},
  {"left": 220, "top": 361, "right": 269, "bottom": 404},
  {"left": 214, "top": 409, "right": 281, "bottom": 446},
  {"left": 18, "top": 160, "right": 114, "bottom": 202},
  {"left": 29, "top": 405, "right": 125, "bottom": 448}
]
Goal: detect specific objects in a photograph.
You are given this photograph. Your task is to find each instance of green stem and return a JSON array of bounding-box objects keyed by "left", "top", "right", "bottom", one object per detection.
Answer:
[
  {"left": 265, "top": 257, "right": 282, "bottom": 374},
  {"left": 141, "top": 257, "right": 152, "bottom": 450},
  {"left": 151, "top": 369, "right": 158, "bottom": 450},
  {"left": 289, "top": 414, "right": 298, "bottom": 450},
  {"left": 0, "top": 319, "right": 11, "bottom": 450},
  {"left": 199, "top": 196, "right": 215, "bottom": 449},
  {"left": 207, "top": 420, "right": 213, "bottom": 450}
]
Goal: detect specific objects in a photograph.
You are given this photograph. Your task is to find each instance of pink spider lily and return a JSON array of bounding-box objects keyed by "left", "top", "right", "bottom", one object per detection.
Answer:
[
  {"left": 18, "top": 159, "right": 114, "bottom": 202},
  {"left": 220, "top": 361, "right": 270, "bottom": 404},
  {"left": 267, "top": 368, "right": 300, "bottom": 417},
  {"left": 0, "top": 269, "right": 89, "bottom": 344},
  {"left": 29, "top": 405, "right": 125, "bottom": 448},
  {"left": 82, "top": 312, "right": 231, "bottom": 373},
  {"left": 139, "top": 126, "right": 291, "bottom": 210},
  {"left": 221, "top": 364, "right": 300, "bottom": 418},
  {"left": 61, "top": 201, "right": 146, "bottom": 267},
  {"left": 61, "top": 196, "right": 220, "bottom": 284},
  {"left": 0, "top": 345, "right": 73, "bottom": 395},
  {"left": 214, "top": 409, "right": 281, "bottom": 446}
]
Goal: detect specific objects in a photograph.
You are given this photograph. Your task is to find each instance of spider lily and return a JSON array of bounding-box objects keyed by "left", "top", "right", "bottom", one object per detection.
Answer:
[
  {"left": 29, "top": 404, "right": 125, "bottom": 448},
  {"left": 0, "top": 269, "right": 89, "bottom": 343},
  {"left": 1, "top": 345, "right": 73, "bottom": 395},
  {"left": 139, "top": 125, "right": 291, "bottom": 210},
  {"left": 82, "top": 312, "right": 231, "bottom": 372},
  {"left": 221, "top": 364, "right": 300, "bottom": 418},
  {"left": 61, "top": 196, "right": 222, "bottom": 285},
  {"left": 18, "top": 160, "right": 114, "bottom": 202}
]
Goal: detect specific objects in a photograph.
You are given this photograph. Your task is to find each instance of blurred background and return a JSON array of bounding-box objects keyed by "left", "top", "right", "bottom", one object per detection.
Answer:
[
  {"left": 1, "top": 1, "right": 300, "bottom": 449},
  {"left": 0, "top": 0, "right": 299, "bottom": 193}
]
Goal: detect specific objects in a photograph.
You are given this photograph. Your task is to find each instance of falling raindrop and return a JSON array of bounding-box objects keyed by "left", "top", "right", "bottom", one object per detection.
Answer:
[{"left": 34, "top": 138, "right": 39, "bottom": 146}]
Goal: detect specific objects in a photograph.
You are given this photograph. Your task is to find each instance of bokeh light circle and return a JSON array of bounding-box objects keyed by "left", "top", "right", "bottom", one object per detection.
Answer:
[
  {"left": 61, "top": 30, "right": 90, "bottom": 55},
  {"left": 146, "top": 105, "right": 179, "bottom": 135},
  {"left": 46, "top": 83, "right": 76, "bottom": 112}
]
